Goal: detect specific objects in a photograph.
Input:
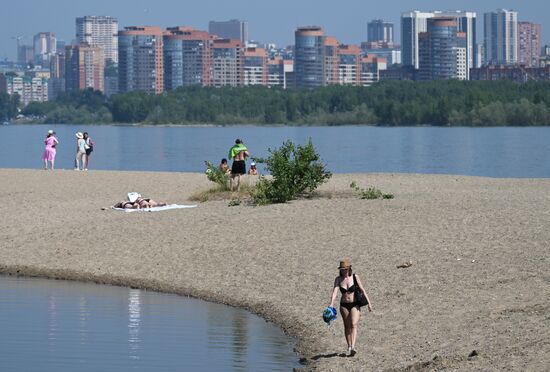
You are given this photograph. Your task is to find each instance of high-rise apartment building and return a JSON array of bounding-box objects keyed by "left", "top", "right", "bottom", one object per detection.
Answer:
[
  {"left": 50, "top": 53, "right": 66, "bottom": 79},
  {"left": 209, "top": 20, "right": 248, "bottom": 44},
  {"left": 118, "top": 26, "right": 164, "bottom": 94},
  {"left": 361, "top": 55, "right": 387, "bottom": 86},
  {"left": 267, "top": 57, "right": 293, "bottom": 89},
  {"left": 65, "top": 44, "right": 105, "bottom": 92},
  {"left": 212, "top": 39, "right": 244, "bottom": 87},
  {"left": 76, "top": 16, "right": 119, "bottom": 64},
  {"left": 337, "top": 45, "right": 362, "bottom": 85},
  {"left": 244, "top": 47, "right": 267, "bottom": 86},
  {"left": 33, "top": 32, "right": 57, "bottom": 67},
  {"left": 294, "top": 26, "right": 325, "bottom": 88},
  {"left": 324, "top": 36, "right": 339, "bottom": 85},
  {"left": 361, "top": 41, "right": 401, "bottom": 65},
  {"left": 2, "top": 75, "right": 48, "bottom": 106},
  {"left": 367, "top": 20, "right": 394, "bottom": 43},
  {"left": 402, "top": 10, "right": 476, "bottom": 77},
  {"left": 484, "top": 9, "right": 518, "bottom": 65},
  {"left": 518, "top": 22, "right": 542, "bottom": 67},
  {"left": 401, "top": 11, "right": 434, "bottom": 68},
  {"left": 476, "top": 43, "right": 485, "bottom": 67},
  {"left": 163, "top": 26, "right": 214, "bottom": 89},
  {"left": 418, "top": 18, "right": 467, "bottom": 81},
  {"left": 18, "top": 45, "right": 34, "bottom": 64}
]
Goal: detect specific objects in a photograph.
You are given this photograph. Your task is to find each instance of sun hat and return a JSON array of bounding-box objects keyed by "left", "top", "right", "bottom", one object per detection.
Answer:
[
  {"left": 75, "top": 132, "right": 83, "bottom": 139},
  {"left": 127, "top": 192, "right": 141, "bottom": 203},
  {"left": 338, "top": 259, "right": 351, "bottom": 269}
]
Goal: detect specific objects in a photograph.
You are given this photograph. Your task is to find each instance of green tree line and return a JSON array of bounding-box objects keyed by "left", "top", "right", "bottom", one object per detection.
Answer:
[
  {"left": 0, "top": 93, "right": 20, "bottom": 121},
  {"left": 21, "top": 80, "right": 550, "bottom": 126}
]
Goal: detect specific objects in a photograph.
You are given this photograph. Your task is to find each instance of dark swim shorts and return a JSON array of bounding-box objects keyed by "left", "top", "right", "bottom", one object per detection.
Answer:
[{"left": 231, "top": 160, "right": 246, "bottom": 175}]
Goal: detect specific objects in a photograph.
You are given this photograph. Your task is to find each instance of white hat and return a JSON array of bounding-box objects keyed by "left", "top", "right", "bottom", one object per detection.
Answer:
[
  {"left": 75, "top": 132, "right": 83, "bottom": 139},
  {"left": 127, "top": 192, "right": 141, "bottom": 203},
  {"left": 251, "top": 162, "right": 256, "bottom": 166},
  {"left": 48, "top": 130, "right": 54, "bottom": 134}
]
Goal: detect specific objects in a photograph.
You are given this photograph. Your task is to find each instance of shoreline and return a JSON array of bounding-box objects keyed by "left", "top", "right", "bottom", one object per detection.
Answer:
[
  {"left": 8, "top": 121, "right": 550, "bottom": 128},
  {"left": 1, "top": 169, "right": 549, "bottom": 370}
]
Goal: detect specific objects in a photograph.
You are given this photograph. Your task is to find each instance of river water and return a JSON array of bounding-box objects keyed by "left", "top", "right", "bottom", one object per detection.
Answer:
[
  {"left": 1, "top": 124, "right": 549, "bottom": 177},
  {"left": 0, "top": 275, "right": 299, "bottom": 371}
]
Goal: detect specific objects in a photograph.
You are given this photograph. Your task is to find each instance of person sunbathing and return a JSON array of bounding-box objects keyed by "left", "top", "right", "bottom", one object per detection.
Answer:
[
  {"left": 113, "top": 193, "right": 167, "bottom": 209},
  {"left": 135, "top": 196, "right": 166, "bottom": 209}
]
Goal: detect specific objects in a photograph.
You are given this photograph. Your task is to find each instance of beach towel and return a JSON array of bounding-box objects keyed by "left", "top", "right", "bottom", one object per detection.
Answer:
[
  {"left": 228, "top": 144, "right": 248, "bottom": 159},
  {"left": 113, "top": 204, "right": 197, "bottom": 212}
]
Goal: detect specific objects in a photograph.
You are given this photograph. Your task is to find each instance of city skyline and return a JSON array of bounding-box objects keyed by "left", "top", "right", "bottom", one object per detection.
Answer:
[{"left": 1, "top": 0, "right": 548, "bottom": 61}]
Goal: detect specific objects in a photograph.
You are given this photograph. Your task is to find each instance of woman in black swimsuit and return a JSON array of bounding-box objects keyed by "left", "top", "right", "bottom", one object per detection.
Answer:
[{"left": 328, "top": 259, "right": 372, "bottom": 356}]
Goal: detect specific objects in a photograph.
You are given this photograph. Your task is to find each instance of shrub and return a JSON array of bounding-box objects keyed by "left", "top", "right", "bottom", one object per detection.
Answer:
[
  {"left": 350, "top": 181, "right": 394, "bottom": 200},
  {"left": 204, "top": 161, "right": 230, "bottom": 191},
  {"left": 253, "top": 140, "right": 332, "bottom": 204}
]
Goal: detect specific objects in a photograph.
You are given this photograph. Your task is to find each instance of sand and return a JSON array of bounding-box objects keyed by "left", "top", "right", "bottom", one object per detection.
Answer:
[{"left": 1, "top": 168, "right": 549, "bottom": 371}]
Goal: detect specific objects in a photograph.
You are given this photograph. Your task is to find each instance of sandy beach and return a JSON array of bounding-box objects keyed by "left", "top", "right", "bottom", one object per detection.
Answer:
[{"left": 1, "top": 168, "right": 549, "bottom": 371}]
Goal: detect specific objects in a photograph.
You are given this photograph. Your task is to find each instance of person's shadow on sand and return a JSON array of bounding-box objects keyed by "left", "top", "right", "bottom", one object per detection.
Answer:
[{"left": 310, "top": 352, "right": 350, "bottom": 360}]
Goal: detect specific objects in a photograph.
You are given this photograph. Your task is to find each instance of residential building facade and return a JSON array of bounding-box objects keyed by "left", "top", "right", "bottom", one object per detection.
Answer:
[
  {"left": 294, "top": 26, "right": 325, "bottom": 88},
  {"left": 209, "top": 20, "right": 248, "bottom": 44},
  {"left": 244, "top": 47, "right": 267, "bottom": 86},
  {"left": 267, "top": 57, "right": 293, "bottom": 89},
  {"left": 418, "top": 18, "right": 467, "bottom": 81},
  {"left": 324, "top": 36, "right": 339, "bottom": 85},
  {"left": 401, "top": 11, "right": 434, "bottom": 68},
  {"left": 212, "top": 39, "right": 244, "bottom": 87},
  {"left": 361, "top": 55, "right": 387, "bottom": 85},
  {"left": 18, "top": 45, "right": 34, "bottom": 65},
  {"left": 361, "top": 41, "right": 402, "bottom": 65},
  {"left": 163, "top": 26, "right": 214, "bottom": 89},
  {"left": 337, "top": 44, "right": 362, "bottom": 85},
  {"left": 484, "top": 9, "right": 518, "bottom": 65},
  {"left": 470, "top": 65, "right": 550, "bottom": 82},
  {"left": 76, "top": 16, "right": 119, "bottom": 64},
  {"left": 518, "top": 22, "right": 542, "bottom": 67},
  {"left": 2, "top": 75, "right": 48, "bottom": 105},
  {"left": 65, "top": 44, "right": 105, "bottom": 92},
  {"left": 367, "top": 20, "right": 394, "bottom": 43},
  {"left": 118, "top": 26, "right": 164, "bottom": 94},
  {"left": 33, "top": 32, "right": 57, "bottom": 67}
]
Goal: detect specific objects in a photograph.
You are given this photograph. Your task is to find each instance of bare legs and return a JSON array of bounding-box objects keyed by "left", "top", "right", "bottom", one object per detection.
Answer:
[
  {"left": 230, "top": 174, "right": 242, "bottom": 191},
  {"left": 75, "top": 152, "right": 87, "bottom": 170},
  {"left": 84, "top": 154, "right": 90, "bottom": 170},
  {"left": 340, "top": 305, "right": 361, "bottom": 355},
  {"left": 44, "top": 159, "right": 55, "bottom": 170}
]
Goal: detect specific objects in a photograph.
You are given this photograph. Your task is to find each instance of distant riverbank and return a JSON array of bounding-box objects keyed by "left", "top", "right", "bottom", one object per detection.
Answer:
[{"left": 13, "top": 80, "right": 550, "bottom": 126}]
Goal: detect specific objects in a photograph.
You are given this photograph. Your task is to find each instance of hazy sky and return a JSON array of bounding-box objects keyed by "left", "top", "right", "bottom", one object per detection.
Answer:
[{"left": 1, "top": 0, "right": 548, "bottom": 60}]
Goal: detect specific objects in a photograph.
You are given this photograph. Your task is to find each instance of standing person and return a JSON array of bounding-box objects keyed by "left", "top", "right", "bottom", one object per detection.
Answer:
[
  {"left": 83, "top": 132, "right": 94, "bottom": 170},
  {"left": 328, "top": 259, "right": 373, "bottom": 356},
  {"left": 228, "top": 138, "right": 249, "bottom": 191},
  {"left": 42, "top": 130, "right": 59, "bottom": 170},
  {"left": 74, "top": 132, "right": 87, "bottom": 171}
]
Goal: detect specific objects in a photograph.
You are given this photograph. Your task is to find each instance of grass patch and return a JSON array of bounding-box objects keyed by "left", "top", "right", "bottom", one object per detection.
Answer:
[
  {"left": 350, "top": 181, "right": 394, "bottom": 200},
  {"left": 189, "top": 184, "right": 256, "bottom": 202}
]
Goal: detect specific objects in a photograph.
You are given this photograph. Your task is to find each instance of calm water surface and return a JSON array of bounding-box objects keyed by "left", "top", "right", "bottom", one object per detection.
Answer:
[
  {"left": 0, "top": 276, "right": 299, "bottom": 371},
  {"left": 1, "top": 124, "right": 549, "bottom": 177}
]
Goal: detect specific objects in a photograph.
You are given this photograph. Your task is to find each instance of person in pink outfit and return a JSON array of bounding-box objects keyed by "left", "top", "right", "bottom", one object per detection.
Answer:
[{"left": 42, "top": 130, "right": 59, "bottom": 170}]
